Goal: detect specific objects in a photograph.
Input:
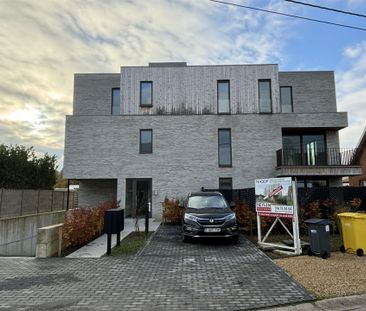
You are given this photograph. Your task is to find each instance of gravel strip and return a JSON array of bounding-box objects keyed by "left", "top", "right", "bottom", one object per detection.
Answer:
[{"left": 275, "top": 252, "right": 366, "bottom": 298}]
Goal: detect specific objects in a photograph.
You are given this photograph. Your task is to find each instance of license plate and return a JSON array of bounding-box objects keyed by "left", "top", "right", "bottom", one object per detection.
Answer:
[{"left": 204, "top": 228, "right": 221, "bottom": 233}]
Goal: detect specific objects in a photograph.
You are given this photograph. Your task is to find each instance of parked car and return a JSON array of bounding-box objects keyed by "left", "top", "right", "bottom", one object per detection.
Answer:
[{"left": 181, "top": 192, "right": 238, "bottom": 242}]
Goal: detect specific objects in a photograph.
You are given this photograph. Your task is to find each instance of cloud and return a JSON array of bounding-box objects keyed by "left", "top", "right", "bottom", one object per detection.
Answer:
[
  {"left": 0, "top": 0, "right": 299, "bottom": 169},
  {"left": 337, "top": 41, "right": 366, "bottom": 148}
]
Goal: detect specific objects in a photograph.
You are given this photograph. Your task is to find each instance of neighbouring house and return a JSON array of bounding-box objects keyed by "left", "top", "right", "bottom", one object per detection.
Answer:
[
  {"left": 63, "top": 62, "right": 362, "bottom": 219},
  {"left": 349, "top": 127, "right": 366, "bottom": 187}
]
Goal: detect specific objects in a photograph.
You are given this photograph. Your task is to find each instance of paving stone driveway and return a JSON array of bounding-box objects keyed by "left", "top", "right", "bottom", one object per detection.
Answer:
[{"left": 0, "top": 225, "right": 314, "bottom": 311}]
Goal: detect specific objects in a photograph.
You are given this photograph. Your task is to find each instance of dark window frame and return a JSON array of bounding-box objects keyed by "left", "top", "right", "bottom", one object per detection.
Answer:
[
  {"left": 139, "top": 129, "right": 153, "bottom": 154},
  {"left": 280, "top": 86, "right": 293, "bottom": 113},
  {"left": 219, "top": 177, "right": 233, "bottom": 190},
  {"left": 140, "top": 81, "right": 153, "bottom": 107},
  {"left": 218, "top": 128, "right": 232, "bottom": 168},
  {"left": 111, "top": 87, "right": 120, "bottom": 115},
  {"left": 217, "top": 80, "right": 231, "bottom": 114},
  {"left": 258, "top": 79, "right": 272, "bottom": 113}
]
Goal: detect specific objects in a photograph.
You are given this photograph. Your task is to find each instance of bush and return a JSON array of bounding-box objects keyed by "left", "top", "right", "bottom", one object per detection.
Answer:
[
  {"left": 162, "top": 197, "right": 183, "bottom": 224},
  {"left": 233, "top": 200, "right": 256, "bottom": 235},
  {"left": 62, "top": 200, "right": 119, "bottom": 250}
]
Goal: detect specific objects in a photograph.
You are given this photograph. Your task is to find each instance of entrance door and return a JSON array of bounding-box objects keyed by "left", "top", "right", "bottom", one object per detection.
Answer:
[{"left": 125, "top": 179, "right": 152, "bottom": 218}]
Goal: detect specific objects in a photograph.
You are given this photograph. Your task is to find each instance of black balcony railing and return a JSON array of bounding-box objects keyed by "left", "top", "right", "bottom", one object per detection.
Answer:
[{"left": 276, "top": 148, "right": 358, "bottom": 167}]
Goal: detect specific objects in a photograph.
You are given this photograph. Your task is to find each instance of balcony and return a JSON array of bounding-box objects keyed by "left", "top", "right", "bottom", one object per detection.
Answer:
[{"left": 276, "top": 148, "right": 362, "bottom": 177}]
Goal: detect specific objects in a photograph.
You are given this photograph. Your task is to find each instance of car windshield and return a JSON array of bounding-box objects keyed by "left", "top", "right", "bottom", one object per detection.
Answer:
[{"left": 187, "top": 195, "right": 228, "bottom": 209}]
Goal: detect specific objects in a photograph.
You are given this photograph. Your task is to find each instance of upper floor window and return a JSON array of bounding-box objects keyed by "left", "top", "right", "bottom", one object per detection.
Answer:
[
  {"left": 111, "top": 88, "right": 120, "bottom": 115},
  {"left": 140, "top": 129, "right": 152, "bottom": 154},
  {"left": 217, "top": 80, "right": 230, "bottom": 114},
  {"left": 140, "top": 81, "right": 153, "bottom": 107},
  {"left": 280, "top": 86, "right": 293, "bottom": 112},
  {"left": 218, "top": 129, "right": 232, "bottom": 167},
  {"left": 258, "top": 79, "right": 272, "bottom": 113}
]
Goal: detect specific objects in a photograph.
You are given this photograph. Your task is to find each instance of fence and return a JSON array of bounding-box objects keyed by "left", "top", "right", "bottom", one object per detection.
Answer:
[
  {"left": 203, "top": 186, "right": 366, "bottom": 218},
  {"left": 0, "top": 189, "right": 78, "bottom": 219}
]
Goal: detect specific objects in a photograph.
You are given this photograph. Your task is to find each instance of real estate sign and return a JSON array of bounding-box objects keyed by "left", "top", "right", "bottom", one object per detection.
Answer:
[{"left": 255, "top": 177, "right": 294, "bottom": 218}]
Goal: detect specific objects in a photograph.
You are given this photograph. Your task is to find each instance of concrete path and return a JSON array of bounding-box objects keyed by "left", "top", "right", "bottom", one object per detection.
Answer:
[
  {"left": 258, "top": 294, "right": 366, "bottom": 311},
  {"left": 67, "top": 218, "right": 161, "bottom": 258}
]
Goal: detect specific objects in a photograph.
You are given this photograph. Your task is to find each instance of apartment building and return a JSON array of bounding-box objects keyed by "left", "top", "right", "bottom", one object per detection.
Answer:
[{"left": 63, "top": 62, "right": 362, "bottom": 219}]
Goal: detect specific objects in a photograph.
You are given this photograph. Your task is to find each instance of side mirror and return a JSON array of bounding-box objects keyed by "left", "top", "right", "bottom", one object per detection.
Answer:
[{"left": 230, "top": 202, "right": 236, "bottom": 209}]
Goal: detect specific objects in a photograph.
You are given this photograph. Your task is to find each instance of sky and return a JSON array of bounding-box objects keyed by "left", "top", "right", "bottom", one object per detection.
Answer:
[{"left": 0, "top": 0, "right": 366, "bottom": 170}]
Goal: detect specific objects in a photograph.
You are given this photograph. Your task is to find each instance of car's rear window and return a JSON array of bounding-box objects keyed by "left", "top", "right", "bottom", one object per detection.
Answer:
[{"left": 187, "top": 195, "right": 228, "bottom": 209}]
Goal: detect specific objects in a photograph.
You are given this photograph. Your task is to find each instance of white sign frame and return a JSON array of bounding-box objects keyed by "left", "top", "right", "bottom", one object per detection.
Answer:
[{"left": 255, "top": 178, "right": 302, "bottom": 255}]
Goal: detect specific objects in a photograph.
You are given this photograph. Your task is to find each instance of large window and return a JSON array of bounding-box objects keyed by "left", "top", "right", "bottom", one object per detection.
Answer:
[
  {"left": 282, "top": 133, "right": 326, "bottom": 165},
  {"left": 218, "top": 129, "right": 232, "bottom": 167},
  {"left": 280, "top": 86, "right": 293, "bottom": 112},
  {"left": 139, "top": 129, "right": 152, "bottom": 154},
  {"left": 111, "top": 88, "right": 120, "bottom": 115},
  {"left": 217, "top": 80, "right": 230, "bottom": 114},
  {"left": 258, "top": 79, "right": 272, "bottom": 113},
  {"left": 140, "top": 81, "right": 153, "bottom": 107},
  {"left": 219, "top": 177, "right": 232, "bottom": 190}
]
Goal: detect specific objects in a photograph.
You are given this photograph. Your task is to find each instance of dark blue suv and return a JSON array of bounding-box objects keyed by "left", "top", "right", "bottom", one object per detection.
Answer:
[{"left": 181, "top": 192, "right": 238, "bottom": 242}]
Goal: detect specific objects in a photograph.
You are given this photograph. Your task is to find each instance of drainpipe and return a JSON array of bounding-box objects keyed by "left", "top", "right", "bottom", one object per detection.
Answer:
[{"left": 66, "top": 179, "right": 70, "bottom": 211}]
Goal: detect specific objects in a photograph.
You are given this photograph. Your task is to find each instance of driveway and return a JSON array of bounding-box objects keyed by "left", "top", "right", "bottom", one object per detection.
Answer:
[{"left": 0, "top": 225, "right": 314, "bottom": 310}]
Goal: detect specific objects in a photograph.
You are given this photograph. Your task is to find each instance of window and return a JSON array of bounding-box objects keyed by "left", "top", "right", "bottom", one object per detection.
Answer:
[
  {"left": 280, "top": 86, "right": 293, "bottom": 112},
  {"left": 282, "top": 133, "right": 326, "bottom": 165},
  {"left": 139, "top": 129, "right": 152, "bottom": 154},
  {"left": 258, "top": 79, "right": 272, "bottom": 113},
  {"left": 297, "top": 179, "right": 328, "bottom": 188},
  {"left": 219, "top": 178, "right": 232, "bottom": 190},
  {"left": 218, "top": 129, "right": 232, "bottom": 167},
  {"left": 111, "top": 88, "right": 120, "bottom": 115},
  {"left": 140, "top": 81, "right": 153, "bottom": 107},
  {"left": 217, "top": 80, "right": 230, "bottom": 113}
]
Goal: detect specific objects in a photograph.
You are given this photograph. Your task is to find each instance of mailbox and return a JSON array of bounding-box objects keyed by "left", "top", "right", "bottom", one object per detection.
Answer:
[{"left": 104, "top": 208, "right": 124, "bottom": 234}]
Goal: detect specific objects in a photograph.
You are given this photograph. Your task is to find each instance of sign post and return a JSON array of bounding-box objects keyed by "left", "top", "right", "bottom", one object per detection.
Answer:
[{"left": 255, "top": 177, "right": 301, "bottom": 255}]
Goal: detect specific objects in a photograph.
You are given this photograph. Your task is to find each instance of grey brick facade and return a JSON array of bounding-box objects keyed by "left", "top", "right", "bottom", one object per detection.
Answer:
[{"left": 63, "top": 63, "right": 357, "bottom": 218}]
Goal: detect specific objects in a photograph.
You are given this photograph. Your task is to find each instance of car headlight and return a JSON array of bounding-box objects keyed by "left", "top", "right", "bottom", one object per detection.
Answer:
[
  {"left": 226, "top": 213, "right": 236, "bottom": 221},
  {"left": 184, "top": 213, "right": 198, "bottom": 222}
]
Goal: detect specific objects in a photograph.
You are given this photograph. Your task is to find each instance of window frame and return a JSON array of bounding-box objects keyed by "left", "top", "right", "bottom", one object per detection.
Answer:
[
  {"left": 139, "top": 129, "right": 153, "bottom": 154},
  {"left": 218, "top": 128, "right": 232, "bottom": 167},
  {"left": 258, "top": 79, "right": 272, "bottom": 113},
  {"left": 219, "top": 177, "right": 233, "bottom": 190},
  {"left": 111, "top": 87, "right": 120, "bottom": 115},
  {"left": 140, "top": 81, "right": 153, "bottom": 107},
  {"left": 280, "top": 86, "right": 293, "bottom": 113},
  {"left": 217, "top": 80, "right": 231, "bottom": 114}
]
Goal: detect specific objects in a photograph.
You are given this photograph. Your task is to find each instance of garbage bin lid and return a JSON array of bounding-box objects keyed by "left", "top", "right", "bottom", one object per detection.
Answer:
[
  {"left": 305, "top": 218, "right": 331, "bottom": 225},
  {"left": 338, "top": 212, "right": 366, "bottom": 219},
  {"left": 105, "top": 207, "right": 123, "bottom": 213}
]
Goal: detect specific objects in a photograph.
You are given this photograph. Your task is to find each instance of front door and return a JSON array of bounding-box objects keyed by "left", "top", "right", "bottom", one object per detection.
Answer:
[{"left": 125, "top": 179, "right": 152, "bottom": 218}]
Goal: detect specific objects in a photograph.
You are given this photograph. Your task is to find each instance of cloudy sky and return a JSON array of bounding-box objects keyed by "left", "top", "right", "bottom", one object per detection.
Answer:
[{"left": 1, "top": 0, "right": 366, "bottom": 169}]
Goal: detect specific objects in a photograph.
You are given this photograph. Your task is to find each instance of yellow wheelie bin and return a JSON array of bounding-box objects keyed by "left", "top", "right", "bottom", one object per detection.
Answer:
[{"left": 338, "top": 212, "right": 366, "bottom": 256}]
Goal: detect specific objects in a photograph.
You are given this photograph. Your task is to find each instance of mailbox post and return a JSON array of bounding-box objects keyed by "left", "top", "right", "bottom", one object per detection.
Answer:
[{"left": 104, "top": 208, "right": 124, "bottom": 255}]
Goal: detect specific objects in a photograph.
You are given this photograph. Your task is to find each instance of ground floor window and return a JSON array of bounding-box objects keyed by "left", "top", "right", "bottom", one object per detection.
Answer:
[
  {"left": 219, "top": 177, "right": 232, "bottom": 189},
  {"left": 297, "top": 178, "right": 328, "bottom": 188}
]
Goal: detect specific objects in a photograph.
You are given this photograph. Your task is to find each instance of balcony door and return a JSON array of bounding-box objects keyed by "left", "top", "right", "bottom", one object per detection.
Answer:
[{"left": 282, "top": 133, "right": 326, "bottom": 166}]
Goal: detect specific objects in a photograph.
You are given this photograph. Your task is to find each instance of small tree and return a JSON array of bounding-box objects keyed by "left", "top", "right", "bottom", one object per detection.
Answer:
[{"left": 0, "top": 144, "right": 57, "bottom": 189}]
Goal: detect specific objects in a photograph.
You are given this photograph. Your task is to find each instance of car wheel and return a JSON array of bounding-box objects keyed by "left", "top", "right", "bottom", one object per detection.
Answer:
[
  {"left": 231, "top": 235, "right": 239, "bottom": 243},
  {"left": 183, "top": 235, "right": 191, "bottom": 243},
  {"left": 357, "top": 248, "right": 364, "bottom": 257},
  {"left": 307, "top": 248, "right": 313, "bottom": 256}
]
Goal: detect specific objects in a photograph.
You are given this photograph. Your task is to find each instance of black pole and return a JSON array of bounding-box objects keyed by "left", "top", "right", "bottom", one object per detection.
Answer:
[
  {"left": 116, "top": 232, "right": 121, "bottom": 246},
  {"left": 107, "top": 233, "right": 112, "bottom": 255},
  {"left": 145, "top": 204, "right": 149, "bottom": 234},
  {"left": 66, "top": 179, "right": 70, "bottom": 211}
]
